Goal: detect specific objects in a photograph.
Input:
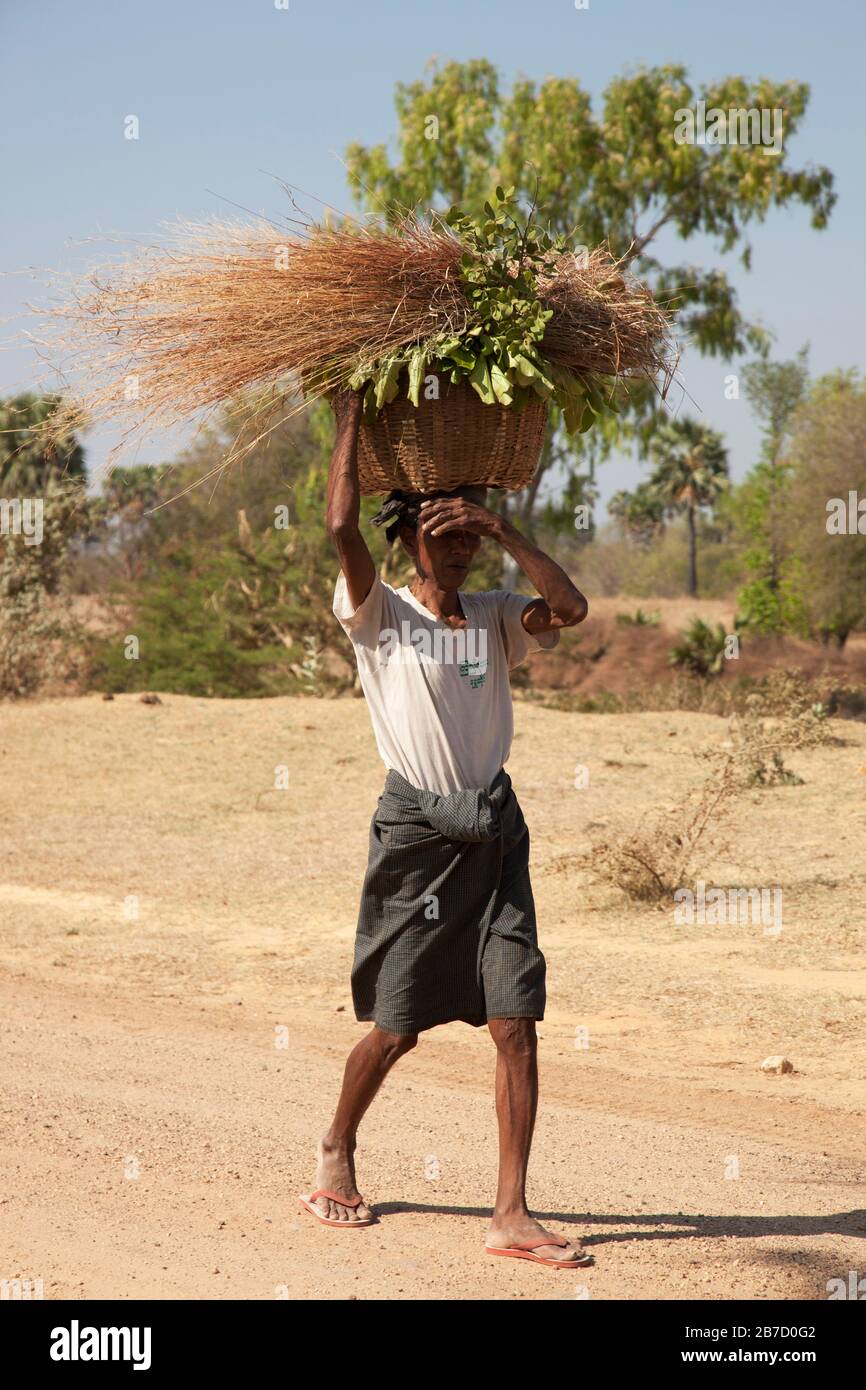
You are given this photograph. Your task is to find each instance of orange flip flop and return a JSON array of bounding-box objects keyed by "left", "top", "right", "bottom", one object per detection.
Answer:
[
  {"left": 486, "top": 1235, "right": 593, "bottom": 1268},
  {"left": 298, "top": 1188, "right": 377, "bottom": 1228}
]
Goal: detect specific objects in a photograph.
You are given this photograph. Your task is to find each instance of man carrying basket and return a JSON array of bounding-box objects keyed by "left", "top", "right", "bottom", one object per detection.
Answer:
[{"left": 299, "top": 387, "right": 592, "bottom": 1268}]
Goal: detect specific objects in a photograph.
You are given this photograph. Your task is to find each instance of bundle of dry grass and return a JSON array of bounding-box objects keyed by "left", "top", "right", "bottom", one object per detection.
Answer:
[
  {"left": 30, "top": 208, "right": 675, "bottom": 480},
  {"left": 539, "top": 248, "right": 672, "bottom": 379}
]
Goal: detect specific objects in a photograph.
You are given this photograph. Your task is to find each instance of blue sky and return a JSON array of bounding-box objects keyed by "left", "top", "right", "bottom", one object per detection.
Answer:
[{"left": 1, "top": 0, "right": 863, "bottom": 509}]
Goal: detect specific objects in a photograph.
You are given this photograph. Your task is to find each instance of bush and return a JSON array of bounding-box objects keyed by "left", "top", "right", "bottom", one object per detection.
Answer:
[
  {"left": 669, "top": 618, "right": 729, "bottom": 677},
  {"left": 83, "top": 401, "right": 377, "bottom": 697},
  {"left": 593, "top": 756, "right": 738, "bottom": 902},
  {"left": 0, "top": 483, "right": 91, "bottom": 698},
  {"left": 615, "top": 607, "right": 659, "bottom": 627},
  {"left": 591, "top": 683, "right": 834, "bottom": 903},
  {"left": 88, "top": 527, "right": 356, "bottom": 698},
  {"left": 531, "top": 667, "right": 866, "bottom": 720}
]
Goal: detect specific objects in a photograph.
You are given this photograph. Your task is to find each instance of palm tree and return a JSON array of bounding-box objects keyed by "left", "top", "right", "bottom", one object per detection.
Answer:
[
  {"left": 0, "top": 393, "right": 85, "bottom": 493},
  {"left": 608, "top": 481, "right": 665, "bottom": 547},
  {"left": 647, "top": 417, "right": 729, "bottom": 596}
]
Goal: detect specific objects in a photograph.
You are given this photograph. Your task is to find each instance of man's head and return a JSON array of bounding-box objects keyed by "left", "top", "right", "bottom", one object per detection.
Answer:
[{"left": 371, "top": 485, "right": 488, "bottom": 589}]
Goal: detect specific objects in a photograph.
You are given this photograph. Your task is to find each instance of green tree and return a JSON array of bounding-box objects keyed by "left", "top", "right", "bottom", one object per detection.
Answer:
[
  {"left": 735, "top": 346, "right": 810, "bottom": 617},
  {"left": 86, "top": 398, "right": 389, "bottom": 696},
  {"left": 0, "top": 393, "right": 86, "bottom": 493},
  {"left": 537, "top": 466, "right": 599, "bottom": 542},
  {"left": 783, "top": 372, "right": 866, "bottom": 646},
  {"left": 646, "top": 417, "right": 729, "bottom": 596},
  {"left": 345, "top": 59, "right": 834, "bottom": 524},
  {"left": 0, "top": 480, "right": 92, "bottom": 697},
  {"left": 0, "top": 393, "right": 90, "bottom": 695},
  {"left": 608, "top": 481, "right": 666, "bottom": 547}
]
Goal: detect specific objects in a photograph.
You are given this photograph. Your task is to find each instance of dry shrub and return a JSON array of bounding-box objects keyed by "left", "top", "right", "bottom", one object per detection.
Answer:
[
  {"left": 738, "top": 668, "right": 836, "bottom": 721},
  {"left": 592, "top": 674, "right": 836, "bottom": 902},
  {"left": 535, "top": 667, "right": 866, "bottom": 720},
  {"left": 707, "top": 675, "right": 833, "bottom": 788},
  {"left": 593, "top": 756, "right": 738, "bottom": 903}
]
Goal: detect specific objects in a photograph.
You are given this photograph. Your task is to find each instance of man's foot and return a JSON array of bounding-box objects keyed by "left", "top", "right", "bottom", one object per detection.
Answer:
[
  {"left": 486, "top": 1213, "right": 592, "bottom": 1265},
  {"left": 305, "top": 1137, "right": 375, "bottom": 1223}
]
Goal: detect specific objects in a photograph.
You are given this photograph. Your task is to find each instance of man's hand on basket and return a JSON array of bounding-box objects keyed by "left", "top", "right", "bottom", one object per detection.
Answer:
[{"left": 419, "top": 496, "right": 506, "bottom": 542}]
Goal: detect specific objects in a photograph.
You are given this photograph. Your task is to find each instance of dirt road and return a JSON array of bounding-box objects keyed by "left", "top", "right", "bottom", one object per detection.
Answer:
[{"left": 2, "top": 695, "right": 865, "bottom": 1299}]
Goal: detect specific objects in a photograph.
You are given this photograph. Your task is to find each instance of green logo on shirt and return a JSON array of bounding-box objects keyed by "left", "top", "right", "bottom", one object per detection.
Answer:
[{"left": 458, "top": 659, "right": 487, "bottom": 689}]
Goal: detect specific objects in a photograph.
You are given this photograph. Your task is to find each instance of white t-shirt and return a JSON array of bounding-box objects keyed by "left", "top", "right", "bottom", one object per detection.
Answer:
[{"left": 333, "top": 572, "right": 556, "bottom": 795}]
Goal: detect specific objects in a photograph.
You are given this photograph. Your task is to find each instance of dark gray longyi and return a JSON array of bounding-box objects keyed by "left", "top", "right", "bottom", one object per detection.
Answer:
[{"left": 351, "top": 767, "right": 547, "bottom": 1035}]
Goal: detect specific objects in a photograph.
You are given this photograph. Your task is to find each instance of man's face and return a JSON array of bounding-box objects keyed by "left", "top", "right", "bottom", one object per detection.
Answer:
[{"left": 400, "top": 486, "right": 486, "bottom": 588}]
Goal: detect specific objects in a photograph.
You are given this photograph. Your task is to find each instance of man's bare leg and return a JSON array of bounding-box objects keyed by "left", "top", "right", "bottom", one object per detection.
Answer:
[
  {"left": 307, "top": 1024, "right": 418, "bottom": 1223},
  {"left": 485, "top": 1017, "right": 588, "bottom": 1262}
]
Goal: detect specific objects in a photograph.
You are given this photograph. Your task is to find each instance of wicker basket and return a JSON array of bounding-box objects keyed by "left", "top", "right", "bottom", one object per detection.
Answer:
[{"left": 354, "top": 375, "right": 548, "bottom": 496}]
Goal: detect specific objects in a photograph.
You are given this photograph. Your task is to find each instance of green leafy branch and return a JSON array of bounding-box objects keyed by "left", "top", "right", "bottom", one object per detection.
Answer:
[{"left": 345, "top": 188, "right": 622, "bottom": 437}]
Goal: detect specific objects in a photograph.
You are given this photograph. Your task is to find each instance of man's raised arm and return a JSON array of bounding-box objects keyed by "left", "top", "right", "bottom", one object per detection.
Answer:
[{"left": 325, "top": 389, "right": 376, "bottom": 611}]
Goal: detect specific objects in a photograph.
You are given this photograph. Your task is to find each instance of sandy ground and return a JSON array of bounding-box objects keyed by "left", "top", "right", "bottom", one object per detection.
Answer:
[{"left": 1, "top": 693, "right": 865, "bottom": 1301}]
